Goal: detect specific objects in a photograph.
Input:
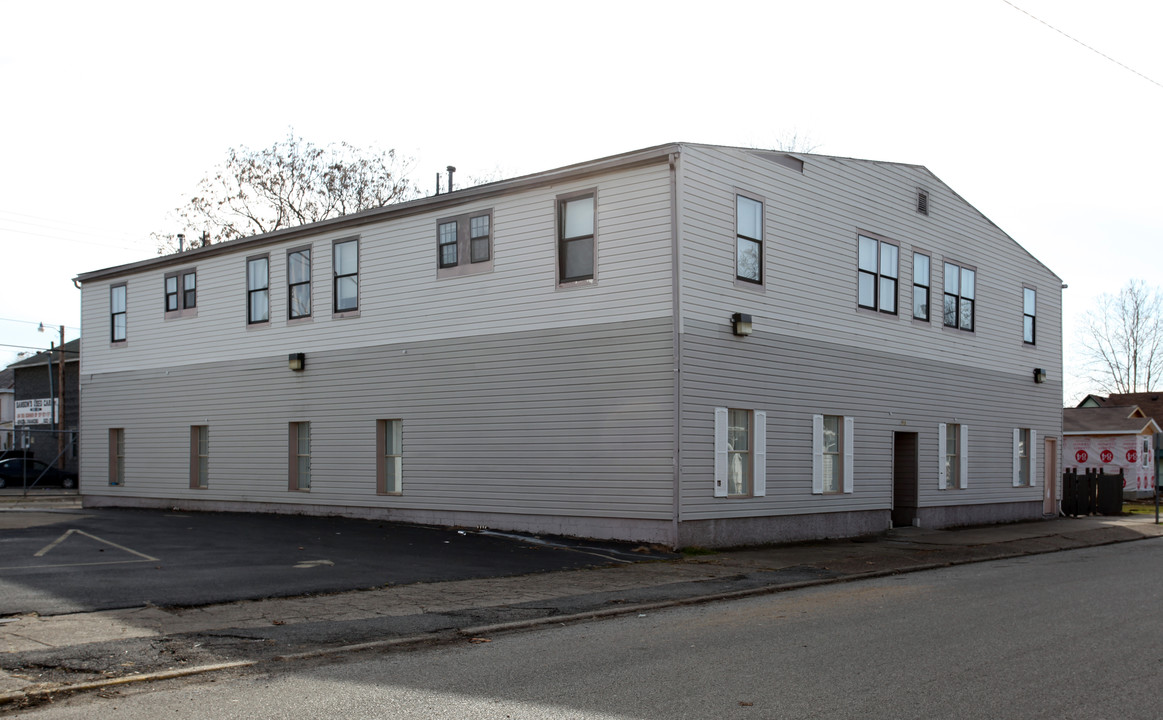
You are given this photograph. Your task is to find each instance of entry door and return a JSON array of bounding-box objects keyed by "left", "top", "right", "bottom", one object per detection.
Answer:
[
  {"left": 892, "top": 431, "right": 919, "bottom": 527},
  {"left": 1043, "top": 437, "right": 1058, "bottom": 515}
]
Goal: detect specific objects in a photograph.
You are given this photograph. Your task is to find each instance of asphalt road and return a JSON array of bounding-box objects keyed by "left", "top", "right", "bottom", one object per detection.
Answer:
[
  {"left": 22, "top": 538, "right": 1163, "bottom": 719},
  {"left": 0, "top": 508, "right": 671, "bottom": 616}
]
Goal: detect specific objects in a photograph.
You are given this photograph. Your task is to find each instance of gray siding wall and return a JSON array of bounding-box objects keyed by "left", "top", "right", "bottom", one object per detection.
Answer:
[
  {"left": 674, "top": 145, "right": 1063, "bottom": 530},
  {"left": 80, "top": 319, "right": 677, "bottom": 536}
]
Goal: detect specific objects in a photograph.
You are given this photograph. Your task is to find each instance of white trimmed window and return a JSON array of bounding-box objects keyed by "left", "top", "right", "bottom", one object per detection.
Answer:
[
  {"left": 714, "top": 408, "right": 766, "bottom": 498},
  {"left": 938, "top": 423, "right": 969, "bottom": 489},
  {"left": 190, "top": 425, "right": 209, "bottom": 489},
  {"left": 377, "top": 419, "right": 403, "bottom": 494},
  {"left": 289, "top": 422, "right": 311, "bottom": 491},
  {"left": 813, "top": 415, "right": 854, "bottom": 494},
  {"left": 1013, "top": 428, "right": 1037, "bottom": 487},
  {"left": 736, "top": 194, "right": 763, "bottom": 284}
]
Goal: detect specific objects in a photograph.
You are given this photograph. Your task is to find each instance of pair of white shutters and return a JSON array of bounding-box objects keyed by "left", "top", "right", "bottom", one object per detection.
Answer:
[
  {"left": 937, "top": 423, "right": 969, "bottom": 490},
  {"left": 811, "top": 414, "right": 854, "bottom": 494},
  {"left": 1012, "top": 428, "right": 1038, "bottom": 487},
  {"left": 713, "top": 408, "right": 765, "bottom": 497}
]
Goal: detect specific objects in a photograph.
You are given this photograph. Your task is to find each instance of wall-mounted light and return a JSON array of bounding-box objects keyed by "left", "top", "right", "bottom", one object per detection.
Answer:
[
  {"left": 731, "top": 313, "right": 753, "bottom": 337},
  {"left": 1033, "top": 367, "right": 1046, "bottom": 384},
  {"left": 288, "top": 353, "right": 306, "bottom": 372}
]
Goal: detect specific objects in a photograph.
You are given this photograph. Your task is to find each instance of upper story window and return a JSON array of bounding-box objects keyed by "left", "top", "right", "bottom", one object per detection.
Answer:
[
  {"left": 1023, "top": 287, "right": 1036, "bottom": 344},
  {"left": 943, "top": 262, "right": 975, "bottom": 331},
  {"left": 164, "top": 270, "right": 196, "bottom": 317},
  {"left": 333, "top": 239, "right": 359, "bottom": 313},
  {"left": 247, "top": 256, "right": 270, "bottom": 325},
  {"left": 913, "top": 253, "right": 930, "bottom": 321},
  {"left": 735, "top": 194, "right": 763, "bottom": 284},
  {"left": 857, "top": 235, "right": 898, "bottom": 313},
  {"left": 558, "top": 192, "right": 595, "bottom": 284},
  {"left": 288, "top": 248, "right": 311, "bottom": 319},
  {"left": 110, "top": 284, "right": 127, "bottom": 342},
  {"left": 437, "top": 210, "right": 494, "bottom": 279}
]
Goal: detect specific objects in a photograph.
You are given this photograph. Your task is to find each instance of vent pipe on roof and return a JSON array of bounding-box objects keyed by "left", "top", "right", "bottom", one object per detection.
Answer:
[
  {"left": 447, "top": 166, "right": 456, "bottom": 192},
  {"left": 435, "top": 173, "right": 441, "bottom": 195},
  {"left": 177, "top": 233, "right": 185, "bottom": 252}
]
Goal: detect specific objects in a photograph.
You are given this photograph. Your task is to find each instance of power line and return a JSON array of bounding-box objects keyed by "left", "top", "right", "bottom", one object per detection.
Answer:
[{"left": 1001, "top": 0, "right": 1163, "bottom": 90}]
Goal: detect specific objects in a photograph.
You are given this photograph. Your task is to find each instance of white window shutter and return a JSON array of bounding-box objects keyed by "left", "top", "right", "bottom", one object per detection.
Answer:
[
  {"left": 1012, "top": 428, "right": 1021, "bottom": 487},
  {"left": 959, "top": 424, "right": 969, "bottom": 489},
  {"left": 754, "top": 411, "right": 767, "bottom": 496},
  {"left": 938, "top": 423, "right": 947, "bottom": 490},
  {"left": 812, "top": 414, "right": 824, "bottom": 494},
  {"left": 843, "top": 416, "right": 855, "bottom": 493},
  {"left": 1030, "top": 430, "right": 1038, "bottom": 487},
  {"left": 714, "top": 408, "right": 728, "bottom": 497}
]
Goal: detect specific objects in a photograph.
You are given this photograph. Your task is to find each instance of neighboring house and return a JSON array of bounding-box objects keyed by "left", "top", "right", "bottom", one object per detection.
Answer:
[
  {"left": 1063, "top": 406, "right": 1159, "bottom": 498},
  {"left": 1075, "top": 392, "right": 1163, "bottom": 494},
  {"left": 73, "top": 143, "right": 1063, "bottom": 548},
  {"left": 8, "top": 340, "right": 80, "bottom": 475},
  {"left": 0, "top": 367, "right": 14, "bottom": 451}
]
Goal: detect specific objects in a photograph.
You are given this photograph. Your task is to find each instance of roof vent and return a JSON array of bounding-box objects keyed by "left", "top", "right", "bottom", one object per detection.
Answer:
[{"left": 916, "top": 189, "right": 929, "bottom": 215}]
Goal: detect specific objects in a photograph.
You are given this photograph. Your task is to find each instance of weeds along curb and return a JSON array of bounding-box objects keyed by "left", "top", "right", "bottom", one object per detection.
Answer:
[{"left": 1, "top": 529, "right": 1158, "bottom": 708}]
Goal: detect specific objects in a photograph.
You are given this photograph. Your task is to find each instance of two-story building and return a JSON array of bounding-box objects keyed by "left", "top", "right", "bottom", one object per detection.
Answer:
[{"left": 74, "top": 143, "right": 1063, "bottom": 547}]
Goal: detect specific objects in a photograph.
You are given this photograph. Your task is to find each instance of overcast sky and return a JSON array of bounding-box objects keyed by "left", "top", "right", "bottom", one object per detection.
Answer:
[{"left": 1, "top": 0, "right": 1160, "bottom": 402}]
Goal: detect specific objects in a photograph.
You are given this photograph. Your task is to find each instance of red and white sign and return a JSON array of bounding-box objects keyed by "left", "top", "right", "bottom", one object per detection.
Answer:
[
  {"left": 1100, "top": 449, "right": 1114, "bottom": 463},
  {"left": 1075, "top": 450, "right": 1088, "bottom": 463},
  {"left": 14, "top": 398, "right": 58, "bottom": 425},
  {"left": 1065, "top": 435, "right": 1156, "bottom": 492}
]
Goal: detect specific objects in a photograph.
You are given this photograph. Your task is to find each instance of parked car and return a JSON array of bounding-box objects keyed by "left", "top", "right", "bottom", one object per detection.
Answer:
[{"left": 0, "top": 458, "right": 77, "bottom": 489}]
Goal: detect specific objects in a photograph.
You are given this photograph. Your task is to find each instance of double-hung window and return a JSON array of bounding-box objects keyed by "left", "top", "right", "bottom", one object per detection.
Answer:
[
  {"left": 247, "top": 256, "right": 270, "bottom": 324},
  {"left": 913, "top": 253, "right": 930, "bottom": 321},
  {"left": 289, "top": 422, "right": 311, "bottom": 491},
  {"left": 558, "top": 192, "right": 595, "bottom": 284},
  {"left": 939, "top": 423, "right": 969, "bottom": 489},
  {"left": 110, "top": 284, "right": 127, "bottom": 342},
  {"left": 288, "top": 248, "right": 312, "bottom": 319},
  {"left": 1013, "top": 428, "right": 1037, "bottom": 487},
  {"left": 377, "top": 419, "right": 403, "bottom": 494},
  {"left": 714, "top": 408, "right": 766, "bottom": 497},
  {"left": 1023, "top": 288, "right": 1036, "bottom": 344},
  {"left": 190, "top": 425, "right": 209, "bottom": 489},
  {"left": 813, "top": 415, "right": 854, "bottom": 493},
  {"left": 165, "top": 270, "right": 197, "bottom": 316},
  {"left": 333, "top": 239, "right": 359, "bottom": 313},
  {"left": 943, "top": 262, "right": 976, "bottom": 331},
  {"left": 109, "top": 428, "right": 125, "bottom": 485},
  {"left": 857, "top": 235, "right": 898, "bottom": 313},
  {"left": 437, "top": 210, "right": 494, "bottom": 278},
  {"left": 735, "top": 194, "right": 763, "bottom": 284}
]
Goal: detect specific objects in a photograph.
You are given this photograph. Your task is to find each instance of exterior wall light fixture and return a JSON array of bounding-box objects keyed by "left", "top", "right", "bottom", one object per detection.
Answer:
[
  {"left": 289, "top": 353, "right": 306, "bottom": 372},
  {"left": 1033, "top": 367, "right": 1046, "bottom": 384},
  {"left": 731, "top": 313, "right": 753, "bottom": 337}
]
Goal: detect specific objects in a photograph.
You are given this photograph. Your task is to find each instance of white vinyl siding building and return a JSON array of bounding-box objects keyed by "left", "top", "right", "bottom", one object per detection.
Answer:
[{"left": 76, "top": 143, "right": 1063, "bottom": 547}]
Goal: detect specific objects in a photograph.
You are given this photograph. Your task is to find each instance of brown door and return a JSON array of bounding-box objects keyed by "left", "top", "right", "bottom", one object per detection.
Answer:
[
  {"left": 892, "top": 431, "right": 919, "bottom": 527},
  {"left": 1043, "top": 437, "right": 1058, "bottom": 515}
]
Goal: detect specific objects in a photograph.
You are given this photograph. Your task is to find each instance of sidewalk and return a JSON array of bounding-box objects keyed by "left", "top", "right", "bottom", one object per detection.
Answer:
[{"left": 2, "top": 512, "right": 1161, "bottom": 706}]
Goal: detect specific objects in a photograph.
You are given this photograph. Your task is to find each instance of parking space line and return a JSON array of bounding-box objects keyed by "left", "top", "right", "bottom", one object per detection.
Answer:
[
  {"left": 0, "top": 559, "right": 156, "bottom": 571},
  {"left": 33, "top": 529, "right": 160, "bottom": 562}
]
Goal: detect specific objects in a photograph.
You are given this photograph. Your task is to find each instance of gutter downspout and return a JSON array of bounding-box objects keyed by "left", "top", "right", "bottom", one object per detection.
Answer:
[{"left": 669, "top": 150, "right": 683, "bottom": 549}]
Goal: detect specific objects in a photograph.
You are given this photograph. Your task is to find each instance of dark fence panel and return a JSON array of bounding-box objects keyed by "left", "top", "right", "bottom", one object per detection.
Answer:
[{"left": 1062, "top": 468, "right": 1124, "bottom": 517}]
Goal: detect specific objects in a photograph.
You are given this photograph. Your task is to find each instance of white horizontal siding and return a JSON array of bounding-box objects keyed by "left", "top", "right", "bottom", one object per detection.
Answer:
[
  {"left": 80, "top": 163, "right": 674, "bottom": 376},
  {"left": 676, "top": 145, "right": 1062, "bottom": 381},
  {"left": 79, "top": 320, "right": 676, "bottom": 520}
]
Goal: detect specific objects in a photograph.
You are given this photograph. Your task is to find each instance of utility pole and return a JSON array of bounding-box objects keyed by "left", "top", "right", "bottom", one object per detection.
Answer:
[{"left": 57, "top": 325, "right": 65, "bottom": 469}]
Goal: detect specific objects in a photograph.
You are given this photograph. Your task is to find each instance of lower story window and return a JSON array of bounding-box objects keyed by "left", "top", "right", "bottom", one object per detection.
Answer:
[
  {"left": 290, "top": 422, "right": 311, "bottom": 491},
  {"left": 109, "top": 428, "right": 125, "bottom": 486},
  {"left": 940, "top": 423, "right": 968, "bottom": 489},
  {"left": 1013, "top": 428, "right": 1037, "bottom": 487},
  {"left": 714, "top": 408, "right": 766, "bottom": 498},
  {"left": 377, "top": 419, "right": 403, "bottom": 494},
  {"left": 813, "top": 415, "right": 854, "bottom": 494},
  {"left": 191, "top": 425, "right": 209, "bottom": 489}
]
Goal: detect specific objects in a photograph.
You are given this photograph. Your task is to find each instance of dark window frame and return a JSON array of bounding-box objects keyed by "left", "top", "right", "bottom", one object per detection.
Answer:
[
  {"left": 943, "top": 261, "right": 976, "bottom": 332},
  {"left": 110, "top": 283, "right": 127, "bottom": 343},
  {"left": 246, "top": 254, "right": 270, "bottom": 325},
  {"left": 556, "top": 190, "right": 597, "bottom": 286},
  {"left": 913, "top": 252, "right": 931, "bottom": 321},
  {"left": 190, "top": 425, "right": 209, "bottom": 489},
  {"left": 1023, "top": 287, "right": 1036, "bottom": 345},
  {"left": 287, "top": 246, "right": 312, "bottom": 320},
  {"left": 735, "top": 193, "right": 764, "bottom": 285},
  {"left": 164, "top": 269, "right": 197, "bottom": 318},
  {"left": 332, "top": 237, "right": 360, "bottom": 316},
  {"left": 856, "top": 234, "right": 899, "bottom": 314},
  {"left": 436, "top": 209, "right": 494, "bottom": 279}
]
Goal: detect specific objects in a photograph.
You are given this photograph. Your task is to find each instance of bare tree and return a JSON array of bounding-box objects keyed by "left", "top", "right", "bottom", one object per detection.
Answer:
[
  {"left": 1078, "top": 279, "right": 1163, "bottom": 393},
  {"left": 156, "top": 132, "right": 416, "bottom": 254}
]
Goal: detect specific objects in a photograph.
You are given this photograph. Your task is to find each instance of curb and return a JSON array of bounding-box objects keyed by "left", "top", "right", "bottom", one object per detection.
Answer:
[{"left": 1, "top": 528, "right": 1158, "bottom": 708}]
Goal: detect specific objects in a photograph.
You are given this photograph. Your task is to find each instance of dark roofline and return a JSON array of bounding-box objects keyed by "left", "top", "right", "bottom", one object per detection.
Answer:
[
  {"left": 7, "top": 338, "right": 81, "bottom": 368},
  {"left": 74, "top": 143, "right": 682, "bottom": 284}
]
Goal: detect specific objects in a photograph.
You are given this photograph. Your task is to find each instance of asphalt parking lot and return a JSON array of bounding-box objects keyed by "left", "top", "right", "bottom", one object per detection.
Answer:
[{"left": 0, "top": 507, "right": 673, "bottom": 616}]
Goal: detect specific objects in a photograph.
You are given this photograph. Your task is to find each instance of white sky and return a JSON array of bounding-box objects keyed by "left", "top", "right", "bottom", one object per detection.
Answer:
[{"left": 1, "top": 0, "right": 1160, "bottom": 403}]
